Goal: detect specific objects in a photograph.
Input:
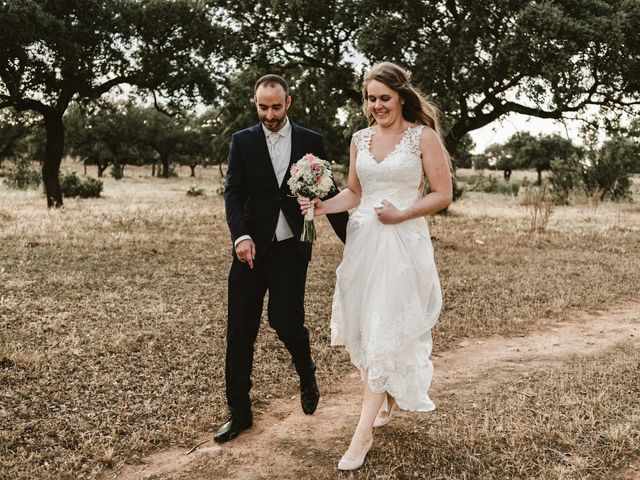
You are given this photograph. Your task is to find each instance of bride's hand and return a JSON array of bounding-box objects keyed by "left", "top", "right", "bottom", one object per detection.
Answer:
[
  {"left": 374, "top": 199, "right": 405, "bottom": 224},
  {"left": 298, "top": 197, "right": 325, "bottom": 216}
]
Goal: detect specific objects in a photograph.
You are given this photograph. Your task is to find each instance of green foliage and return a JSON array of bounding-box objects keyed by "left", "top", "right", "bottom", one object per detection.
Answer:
[
  {"left": 2, "top": 157, "right": 41, "bottom": 189},
  {"left": 110, "top": 163, "right": 124, "bottom": 180},
  {"left": 584, "top": 139, "right": 634, "bottom": 201},
  {"left": 59, "top": 172, "right": 103, "bottom": 198},
  {"left": 4, "top": 0, "right": 640, "bottom": 207},
  {"left": 463, "top": 173, "right": 523, "bottom": 196},
  {"left": 450, "top": 134, "right": 475, "bottom": 169},
  {"left": 352, "top": 1, "right": 640, "bottom": 148},
  {"left": 65, "top": 102, "right": 212, "bottom": 179},
  {"left": 486, "top": 133, "right": 581, "bottom": 183},
  {"left": 156, "top": 164, "right": 178, "bottom": 178},
  {"left": 0, "top": 111, "right": 30, "bottom": 167},
  {"left": 496, "top": 181, "right": 521, "bottom": 197},
  {"left": 186, "top": 186, "right": 205, "bottom": 197},
  {"left": 472, "top": 153, "right": 492, "bottom": 170},
  {"left": 452, "top": 178, "right": 464, "bottom": 202},
  {"left": 549, "top": 155, "right": 585, "bottom": 205},
  {"left": 0, "top": 0, "right": 230, "bottom": 205}
]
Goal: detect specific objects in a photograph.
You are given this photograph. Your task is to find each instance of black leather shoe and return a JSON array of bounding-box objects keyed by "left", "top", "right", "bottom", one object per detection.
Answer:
[
  {"left": 214, "top": 411, "right": 253, "bottom": 443},
  {"left": 300, "top": 376, "right": 320, "bottom": 415}
]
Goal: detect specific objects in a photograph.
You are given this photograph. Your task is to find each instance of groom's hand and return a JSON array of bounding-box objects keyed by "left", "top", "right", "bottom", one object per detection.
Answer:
[{"left": 235, "top": 239, "right": 256, "bottom": 269}]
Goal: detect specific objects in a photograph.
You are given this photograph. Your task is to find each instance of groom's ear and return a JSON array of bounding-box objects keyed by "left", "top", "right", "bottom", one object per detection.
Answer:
[{"left": 286, "top": 95, "right": 292, "bottom": 109}]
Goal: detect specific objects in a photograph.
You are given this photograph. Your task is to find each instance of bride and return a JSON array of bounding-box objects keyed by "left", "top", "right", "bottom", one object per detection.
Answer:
[{"left": 299, "top": 62, "right": 452, "bottom": 470}]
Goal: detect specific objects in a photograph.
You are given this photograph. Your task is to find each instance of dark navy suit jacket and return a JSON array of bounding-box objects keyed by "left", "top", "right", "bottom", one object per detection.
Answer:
[{"left": 224, "top": 121, "right": 348, "bottom": 263}]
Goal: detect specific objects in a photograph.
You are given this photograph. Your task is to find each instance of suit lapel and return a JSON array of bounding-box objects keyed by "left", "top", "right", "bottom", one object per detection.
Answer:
[{"left": 252, "top": 123, "right": 280, "bottom": 189}]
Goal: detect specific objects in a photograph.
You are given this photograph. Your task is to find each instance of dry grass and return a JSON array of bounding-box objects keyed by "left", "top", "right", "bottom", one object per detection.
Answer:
[
  {"left": 347, "top": 344, "right": 640, "bottom": 479},
  {"left": 1, "top": 167, "right": 639, "bottom": 479}
]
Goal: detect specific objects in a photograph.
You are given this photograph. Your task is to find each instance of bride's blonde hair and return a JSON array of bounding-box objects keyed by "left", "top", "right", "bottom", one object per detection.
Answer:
[{"left": 362, "top": 62, "right": 450, "bottom": 162}]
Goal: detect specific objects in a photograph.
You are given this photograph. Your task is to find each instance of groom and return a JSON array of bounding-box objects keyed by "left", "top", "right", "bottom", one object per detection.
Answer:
[{"left": 215, "top": 74, "right": 349, "bottom": 443}]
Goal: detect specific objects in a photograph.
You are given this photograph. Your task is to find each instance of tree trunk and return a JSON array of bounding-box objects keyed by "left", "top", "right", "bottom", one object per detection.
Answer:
[
  {"left": 503, "top": 169, "right": 512, "bottom": 181},
  {"left": 537, "top": 168, "right": 543, "bottom": 185},
  {"left": 151, "top": 162, "right": 156, "bottom": 176},
  {"left": 161, "top": 154, "right": 170, "bottom": 178},
  {"left": 42, "top": 113, "right": 65, "bottom": 208},
  {"left": 189, "top": 164, "right": 196, "bottom": 177},
  {"left": 97, "top": 162, "right": 108, "bottom": 177},
  {"left": 218, "top": 161, "right": 224, "bottom": 180}
]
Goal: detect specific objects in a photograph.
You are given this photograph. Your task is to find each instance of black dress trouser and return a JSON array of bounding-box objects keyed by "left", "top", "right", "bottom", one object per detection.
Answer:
[{"left": 225, "top": 238, "right": 314, "bottom": 414}]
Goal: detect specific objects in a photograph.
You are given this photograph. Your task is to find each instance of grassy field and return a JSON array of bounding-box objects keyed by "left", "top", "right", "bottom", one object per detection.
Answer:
[{"left": 1, "top": 164, "right": 639, "bottom": 479}]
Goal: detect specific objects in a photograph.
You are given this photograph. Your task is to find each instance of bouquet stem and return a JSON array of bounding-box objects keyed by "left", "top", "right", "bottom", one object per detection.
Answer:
[{"left": 301, "top": 203, "right": 316, "bottom": 243}]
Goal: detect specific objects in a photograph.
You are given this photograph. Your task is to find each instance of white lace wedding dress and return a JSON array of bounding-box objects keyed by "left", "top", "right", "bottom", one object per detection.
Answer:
[{"left": 331, "top": 125, "right": 442, "bottom": 411}]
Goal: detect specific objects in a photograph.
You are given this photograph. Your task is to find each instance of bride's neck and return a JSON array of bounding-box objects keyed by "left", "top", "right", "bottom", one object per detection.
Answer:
[{"left": 374, "top": 120, "right": 411, "bottom": 135}]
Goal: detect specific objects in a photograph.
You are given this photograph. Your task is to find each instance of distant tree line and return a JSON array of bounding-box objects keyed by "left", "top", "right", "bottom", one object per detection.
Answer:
[{"left": 461, "top": 119, "right": 640, "bottom": 202}]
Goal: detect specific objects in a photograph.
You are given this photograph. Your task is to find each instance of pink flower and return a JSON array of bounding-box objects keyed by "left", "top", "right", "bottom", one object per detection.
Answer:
[
  {"left": 303, "top": 153, "right": 316, "bottom": 162},
  {"left": 291, "top": 165, "right": 300, "bottom": 175}
]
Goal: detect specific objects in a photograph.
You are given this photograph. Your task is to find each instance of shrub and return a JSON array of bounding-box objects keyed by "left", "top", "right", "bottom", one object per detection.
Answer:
[
  {"left": 496, "top": 180, "right": 520, "bottom": 196},
  {"left": 549, "top": 155, "right": 584, "bottom": 205},
  {"left": 59, "top": 171, "right": 103, "bottom": 198},
  {"left": 186, "top": 186, "right": 205, "bottom": 197},
  {"left": 465, "top": 173, "right": 521, "bottom": 196},
  {"left": 583, "top": 139, "right": 633, "bottom": 201},
  {"left": 157, "top": 165, "right": 178, "bottom": 177},
  {"left": 3, "top": 157, "right": 42, "bottom": 189},
  {"left": 522, "top": 185, "right": 554, "bottom": 232},
  {"left": 110, "top": 163, "right": 124, "bottom": 180}
]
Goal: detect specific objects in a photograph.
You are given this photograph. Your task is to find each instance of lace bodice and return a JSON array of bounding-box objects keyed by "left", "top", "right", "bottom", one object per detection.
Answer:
[{"left": 352, "top": 125, "right": 425, "bottom": 217}]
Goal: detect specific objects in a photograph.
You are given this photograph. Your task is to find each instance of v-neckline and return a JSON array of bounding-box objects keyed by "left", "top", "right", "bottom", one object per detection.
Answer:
[{"left": 367, "top": 126, "right": 414, "bottom": 165}]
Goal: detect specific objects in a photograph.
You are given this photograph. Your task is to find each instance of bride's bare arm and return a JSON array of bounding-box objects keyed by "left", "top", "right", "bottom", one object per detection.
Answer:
[
  {"left": 375, "top": 127, "right": 452, "bottom": 224},
  {"left": 300, "top": 140, "right": 361, "bottom": 216}
]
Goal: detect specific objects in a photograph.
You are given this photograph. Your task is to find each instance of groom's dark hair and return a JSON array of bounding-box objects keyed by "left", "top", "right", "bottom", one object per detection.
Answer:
[{"left": 254, "top": 74, "right": 290, "bottom": 97}]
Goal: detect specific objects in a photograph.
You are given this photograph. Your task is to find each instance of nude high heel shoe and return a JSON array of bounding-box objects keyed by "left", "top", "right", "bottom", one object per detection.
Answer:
[
  {"left": 337, "top": 437, "right": 374, "bottom": 471},
  {"left": 373, "top": 394, "right": 395, "bottom": 428}
]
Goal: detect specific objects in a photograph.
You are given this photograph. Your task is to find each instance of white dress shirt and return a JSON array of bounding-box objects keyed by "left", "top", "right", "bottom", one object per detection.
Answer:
[{"left": 234, "top": 118, "right": 294, "bottom": 248}]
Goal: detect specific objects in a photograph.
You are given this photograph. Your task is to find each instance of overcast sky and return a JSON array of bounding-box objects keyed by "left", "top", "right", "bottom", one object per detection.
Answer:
[{"left": 469, "top": 113, "right": 580, "bottom": 154}]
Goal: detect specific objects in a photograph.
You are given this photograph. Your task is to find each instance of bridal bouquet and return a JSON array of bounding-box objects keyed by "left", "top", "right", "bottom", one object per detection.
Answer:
[{"left": 288, "top": 153, "right": 334, "bottom": 243}]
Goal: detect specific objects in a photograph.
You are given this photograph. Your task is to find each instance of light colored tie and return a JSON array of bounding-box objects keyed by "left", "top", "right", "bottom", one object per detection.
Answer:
[
  {"left": 267, "top": 132, "right": 280, "bottom": 159},
  {"left": 266, "top": 129, "right": 293, "bottom": 241}
]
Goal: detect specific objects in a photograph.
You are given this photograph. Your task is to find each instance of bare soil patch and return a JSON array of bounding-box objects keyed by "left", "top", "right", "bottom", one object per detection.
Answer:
[{"left": 102, "top": 302, "right": 640, "bottom": 480}]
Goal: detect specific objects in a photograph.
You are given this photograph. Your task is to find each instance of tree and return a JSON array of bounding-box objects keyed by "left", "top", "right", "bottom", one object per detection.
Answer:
[
  {"left": 584, "top": 136, "right": 635, "bottom": 200},
  {"left": 450, "top": 134, "right": 475, "bottom": 169},
  {"left": 485, "top": 141, "right": 517, "bottom": 179},
  {"left": 208, "top": 1, "right": 364, "bottom": 164},
  {"left": 519, "top": 134, "right": 581, "bottom": 184},
  {"left": 173, "top": 116, "right": 212, "bottom": 177},
  {"left": 0, "top": 1, "right": 230, "bottom": 207},
  {"left": 66, "top": 103, "right": 152, "bottom": 178},
  {"left": 138, "top": 108, "right": 193, "bottom": 178},
  {"left": 621, "top": 117, "right": 640, "bottom": 173},
  {"left": 0, "top": 110, "right": 30, "bottom": 168},
  {"left": 355, "top": 0, "right": 640, "bottom": 152},
  {"left": 218, "top": 0, "right": 640, "bottom": 157},
  {"left": 486, "top": 132, "right": 580, "bottom": 183}
]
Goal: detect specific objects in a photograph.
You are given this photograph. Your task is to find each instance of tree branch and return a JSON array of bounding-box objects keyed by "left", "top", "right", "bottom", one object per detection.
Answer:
[{"left": 152, "top": 90, "right": 181, "bottom": 117}]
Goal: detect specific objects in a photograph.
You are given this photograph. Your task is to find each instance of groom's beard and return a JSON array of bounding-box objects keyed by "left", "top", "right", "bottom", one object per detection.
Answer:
[{"left": 261, "top": 115, "right": 287, "bottom": 132}]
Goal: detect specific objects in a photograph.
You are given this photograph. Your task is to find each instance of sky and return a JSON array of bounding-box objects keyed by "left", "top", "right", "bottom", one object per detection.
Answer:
[{"left": 468, "top": 113, "right": 582, "bottom": 154}]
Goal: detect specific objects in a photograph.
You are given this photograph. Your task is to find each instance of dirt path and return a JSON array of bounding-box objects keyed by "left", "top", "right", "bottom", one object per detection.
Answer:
[{"left": 101, "top": 302, "right": 640, "bottom": 480}]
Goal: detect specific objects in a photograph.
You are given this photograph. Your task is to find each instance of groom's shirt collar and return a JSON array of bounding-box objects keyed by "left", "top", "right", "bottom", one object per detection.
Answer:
[{"left": 262, "top": 117, "right": 291, "bottom": 139}]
